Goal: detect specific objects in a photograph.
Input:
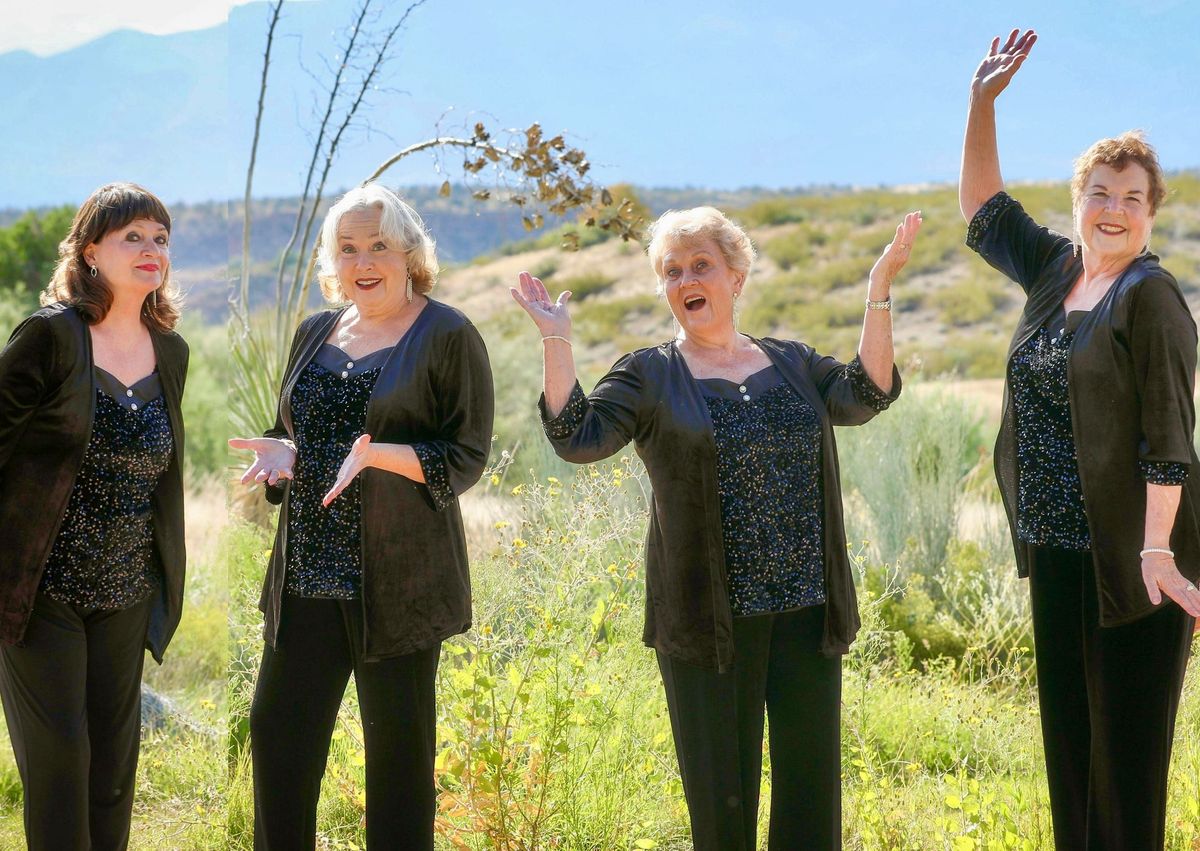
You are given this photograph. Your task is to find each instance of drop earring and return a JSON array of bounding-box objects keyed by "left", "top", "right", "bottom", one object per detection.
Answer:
[
  {"left": 405, "top": 274, "right": 413, "bottom": 303},
  {"left": 89, "top": 265, "right": 99, "bottom": 278}
]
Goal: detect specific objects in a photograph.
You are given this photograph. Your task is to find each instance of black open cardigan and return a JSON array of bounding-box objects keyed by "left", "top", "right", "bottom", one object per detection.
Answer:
[
  {"left": 969, "top": 191, "right": 1200, "bottom": 625},
  {"left": 0, "top": 303, "right": 188, "bottom": 662},
  {"left": 541, "top": 337, "right": 900, "bottom": 670},
  {"left": 258, "top": 299, "right": 494, "bottom": 660}
]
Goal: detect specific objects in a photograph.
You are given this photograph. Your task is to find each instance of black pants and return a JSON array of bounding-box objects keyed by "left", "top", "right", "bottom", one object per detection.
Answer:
[
  {"left": 250, "top": 595, "right": 441, "bottom": 851},
  {"left": 656, "top": 605, "right": 841, "bottom": 851},
  {"left": 0, "top": 592, "right": 151, "bottom": 851},
  {"left": 1029, "top": 546, "right": 1193, "bottom": 850}
]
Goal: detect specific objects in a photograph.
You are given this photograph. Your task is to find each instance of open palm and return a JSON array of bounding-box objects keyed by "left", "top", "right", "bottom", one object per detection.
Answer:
[
  {"left": 510, "top": 271, "right": 572, "bottom": 338},
  {"left": 972, "top": 29, "right": 1037, "bottom": 100}
]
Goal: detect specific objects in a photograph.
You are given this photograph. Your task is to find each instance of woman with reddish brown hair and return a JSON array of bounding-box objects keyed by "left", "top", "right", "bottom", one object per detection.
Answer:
[
  {"left": 961, "top": 30, "right": 1199, "bottom": 849},
  {"left": 0, "top": 182, "right": 188, "bottom": 850}
]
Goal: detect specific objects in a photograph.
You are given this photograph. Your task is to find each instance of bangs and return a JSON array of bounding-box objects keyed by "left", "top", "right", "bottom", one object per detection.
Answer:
[{"left": 86, "top": 183, "right": 172, "bottom": 238}]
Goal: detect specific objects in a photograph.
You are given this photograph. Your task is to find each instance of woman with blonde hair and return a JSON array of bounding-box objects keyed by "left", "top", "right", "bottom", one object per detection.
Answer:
[
  {"left": 513, "top": 204, "right": 921, "bottom": 849},
  {"left": 0, "top": 182, "right": 188, "bottom": 850},
  {"left": 231, "top": 182, "right": 493, "bottom": 850}
]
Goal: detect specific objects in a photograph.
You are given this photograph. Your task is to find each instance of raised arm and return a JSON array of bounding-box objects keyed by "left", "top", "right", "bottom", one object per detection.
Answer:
[
  {"left": 859, "top": 211, "right": 922, "bottom": 393},
  {"left": 511, "top": 271, "right": 577, "bottom": 416},
  {"left": 960, "top": 29, "right": 1036, "bottom": 222}
]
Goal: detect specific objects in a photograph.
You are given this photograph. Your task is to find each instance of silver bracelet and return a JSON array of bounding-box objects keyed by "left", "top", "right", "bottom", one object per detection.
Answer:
[
  {"left": 541, "top": 335, "right": 572, "bottom": 347},
  {"left": 865, "top": 297, "right": 892, "bottom": 311},
  {"left": 1140, "top": 547, "right": 1175, "bottom": 559}
]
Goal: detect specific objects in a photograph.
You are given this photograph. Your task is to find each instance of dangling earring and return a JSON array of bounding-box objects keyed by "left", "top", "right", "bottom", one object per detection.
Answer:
[
  {"left": 405, "top": 274, "right": 413, "bottom": 303},
  {"left": 151, "top": 288, "right": 158, "bottom": 308},
  {"left": 89, "top": 265, "right": 99, "bottom": 278}
]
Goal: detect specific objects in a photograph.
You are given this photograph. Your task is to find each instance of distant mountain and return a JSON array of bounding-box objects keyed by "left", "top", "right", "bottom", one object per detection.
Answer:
[
  {"left": 0, "top": 26, "right": 229, "bottom": 206},
  {"left": 0, "top": 183, "right": 802, "bottom": 323}
]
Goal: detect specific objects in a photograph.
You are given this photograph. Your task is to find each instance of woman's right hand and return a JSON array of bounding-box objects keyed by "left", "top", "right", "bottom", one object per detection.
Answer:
[
  {"left": 228, "top": 437, "right": 297, "bottom": 487},
  {"left": 510, "top": 271, "right": 573, "bottom": 340},
  {"left": 971, "top": 29, "right": 1036, "bottom": 101}
]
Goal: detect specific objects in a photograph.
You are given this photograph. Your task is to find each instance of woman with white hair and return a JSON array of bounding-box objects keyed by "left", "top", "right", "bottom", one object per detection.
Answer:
[
  {"left": 230, "top": 183, "right": 493, "bottom": 849},
  {"left": 512, "top": 205, "right": 921, "bottom": 849}
]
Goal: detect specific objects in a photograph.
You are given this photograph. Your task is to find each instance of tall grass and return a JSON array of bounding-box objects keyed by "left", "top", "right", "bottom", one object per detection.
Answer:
[{"left": 839, "top": 384, "right": 987, "bottom": 572}]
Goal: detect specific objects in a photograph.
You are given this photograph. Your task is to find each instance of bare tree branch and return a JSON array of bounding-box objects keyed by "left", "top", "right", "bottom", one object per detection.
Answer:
[
  {"left": 273, "top": 0, "right": 374, "bottom": 307},
  {"left": 237, "top": 0, "right": 284, "bottom": 322},
  {"left": 286, "top": 0, "right": 431, "bottom": 322}
]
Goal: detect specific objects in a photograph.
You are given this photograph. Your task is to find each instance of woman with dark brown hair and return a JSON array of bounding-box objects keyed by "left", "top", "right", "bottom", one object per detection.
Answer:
[{"left": 0, "top": 182, "right": 188, "bottom": 850}]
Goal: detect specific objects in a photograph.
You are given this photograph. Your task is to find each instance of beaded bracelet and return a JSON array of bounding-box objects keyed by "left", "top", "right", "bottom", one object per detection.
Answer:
[{"left": 1140, "top": 547, "right": 1175, "bottom": 559}]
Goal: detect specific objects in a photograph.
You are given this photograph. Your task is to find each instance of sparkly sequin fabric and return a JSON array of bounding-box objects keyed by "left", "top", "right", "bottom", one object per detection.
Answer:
[
  {"left": 285, "top": 344, "right": 389, "bottom": 599},
  {"left": 966, "top": 191, "right": 1022, "bottom": 252},
  {"left": 40, "top": 369, "right": 172, "bottom": 609},
  {"left": 700, "top": 365, "right": 826, "bottom": 616},
  {"left": 1009, "top": 309, "right": 1092, "bottom": 550}
]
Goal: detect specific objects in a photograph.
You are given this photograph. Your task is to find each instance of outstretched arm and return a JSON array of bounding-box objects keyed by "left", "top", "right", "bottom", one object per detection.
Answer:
[{"left": 960, "top": 29, "right": 1036, "bottom": 222}]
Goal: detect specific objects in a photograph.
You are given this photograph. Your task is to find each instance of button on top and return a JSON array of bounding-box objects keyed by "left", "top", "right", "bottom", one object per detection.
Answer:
[
  {"left": 126, "top": 389, "right": 134, "bottom": 397},
  {"left": 738, "top": 385, "right": 747, "bottom": 393},
  {"left": 346, "top": 361, "right": 354, "bottom": 369}
]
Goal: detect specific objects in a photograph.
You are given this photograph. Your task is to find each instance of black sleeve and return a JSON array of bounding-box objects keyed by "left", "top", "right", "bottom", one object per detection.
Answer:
[
  {"left": 539, "top": 352, "right": 644, "bottom": 463},
  {"left": 965, "top": 191, "right": 1073, "bottom": 296},
  {"left": 1130, "top": 273, "right": 1198, "bottom": 475},
  {"left": 0, "top": 315, "right": 56, "bottom": 472},
  {"left": 805, "top": 345, "right": 901, "bottom": 427},
  {"left": 409, "top": 322, "right": 495, "bottom": 511}
]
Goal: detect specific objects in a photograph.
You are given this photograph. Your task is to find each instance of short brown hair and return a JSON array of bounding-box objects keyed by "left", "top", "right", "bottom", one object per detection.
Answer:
[
  {"left": 1071, "top": 130, "right": 1167, "bottom": 215},
  {"left": 40, "top": 182, "right": 180, "bottom": 332}
]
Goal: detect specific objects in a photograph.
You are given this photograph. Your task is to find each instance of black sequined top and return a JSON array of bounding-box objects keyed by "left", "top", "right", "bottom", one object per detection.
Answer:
[
  {"left": 1010, "top": 306, "right": 1189, "bottom": 551},
  {"left": 700, "top": 365, "right": 826, "bottom": 615},
  {"left": 284, "top": 344, "right": 389, "bottom": 599},
  {"left": 40, "top": 368, "right": 172, "bottom": 609},
  {"left": 1009, "top": 308, "right": 1092, "bottom": 549}
]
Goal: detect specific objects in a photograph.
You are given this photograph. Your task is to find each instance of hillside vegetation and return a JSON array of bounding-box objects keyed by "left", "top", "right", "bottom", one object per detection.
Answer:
[{"left": 442, "top": 173, "right": 1200, "bottom": 380}]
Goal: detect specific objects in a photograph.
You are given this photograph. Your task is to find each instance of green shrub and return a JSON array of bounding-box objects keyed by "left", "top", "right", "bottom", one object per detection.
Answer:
[
  {"left": 530, "top": 257, "right": 559, "bottom": 281},
  {"left": 556, "top": 271, "right": 616, "bottom": 301},
  {"left": 762, "top": 227, "right": 816, "bottom": 270},
  {"left": 900, "top": 332, "right": 1010, "bottom": 378},
  {"left": 839, "top": 386, "right": 985, "bottom": 571},
  {"left": 928, "top": 274, "right": 1010, "bottom": 326},
  {"left": 740, "top": 197, "right": 807, "bottom": 227}
]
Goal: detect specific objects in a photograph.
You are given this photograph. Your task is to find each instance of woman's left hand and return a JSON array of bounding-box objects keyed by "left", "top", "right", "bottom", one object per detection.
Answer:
[
  {"left": 868, "top": 211, "right": 923, "bottom": 294},
  {"left": 323, "top": 434, "right": 374, "bottom": 507},
  {"left": 1140, "top": 554, "right": 1200, "bottom": 617}
]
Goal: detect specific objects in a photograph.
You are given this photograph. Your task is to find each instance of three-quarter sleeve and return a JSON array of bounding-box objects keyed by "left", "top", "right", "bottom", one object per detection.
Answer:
[
  {"left": 413, "top": 322, "right": 495, "bottom": 512},
  {"left": 1130, "top": 273, "right": 1198, "bottom": 478},
  {"left": 0, "top": 315, "right": 55, "bottom": 472},
  {"left": 539, "top": 352, "right": 644, "bottom": 463},
  {"left": 806, "top": 347, "right": 901, "bottom": 426},
  {"left": 966, "top": 191, "right": 1073, "bottom": 295}
]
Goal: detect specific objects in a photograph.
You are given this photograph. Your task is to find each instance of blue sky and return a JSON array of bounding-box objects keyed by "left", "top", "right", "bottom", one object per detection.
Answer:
[{"left": 2, "top": 0, "right": 1197, "bottom": 205}]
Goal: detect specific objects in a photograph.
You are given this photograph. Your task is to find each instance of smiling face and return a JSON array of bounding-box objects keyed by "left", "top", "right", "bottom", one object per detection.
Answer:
[
  {"left": 1075, "top": 162, "right": 1155, "bottom": 264},
  {"left": 660, "top": 237, "right": 744, "bottom": 338},
  {"left": 83, "top": 217, "right": 169, "bottom": 302},
  {"left": 333, "top": 206, "right": 413, "bottom": 317}
]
